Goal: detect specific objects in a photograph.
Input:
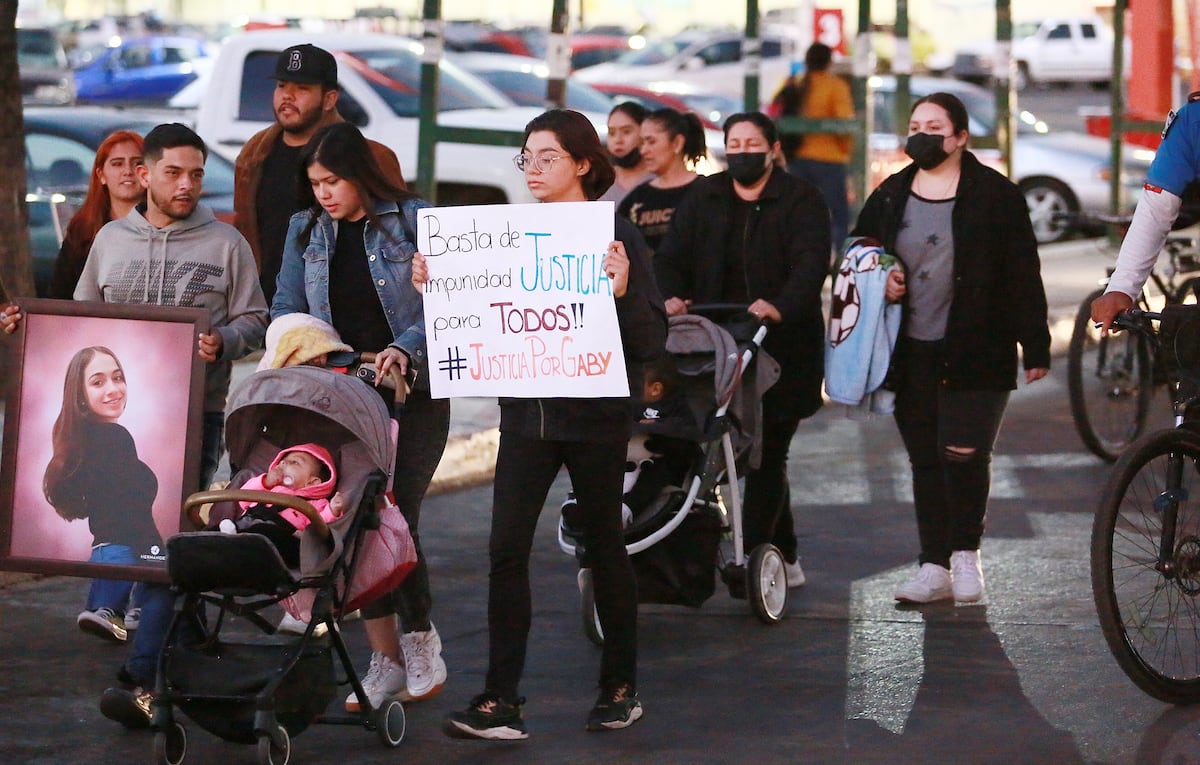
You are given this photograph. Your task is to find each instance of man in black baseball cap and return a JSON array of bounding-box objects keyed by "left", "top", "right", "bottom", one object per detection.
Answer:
[
  {"left": 234, "top": 42, "right": 404, "bottom": 303},
  {"left": 272, "top": 43, "right": 338, "bottom": 89}
]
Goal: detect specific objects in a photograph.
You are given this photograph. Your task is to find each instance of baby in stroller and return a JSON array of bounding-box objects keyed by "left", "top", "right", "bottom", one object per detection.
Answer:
[
  {"left": 563, "top": 355, "right": 699, "bottom": 533},
  {"left": 218, "top": 443, "right": 346, "bottom": 568}
]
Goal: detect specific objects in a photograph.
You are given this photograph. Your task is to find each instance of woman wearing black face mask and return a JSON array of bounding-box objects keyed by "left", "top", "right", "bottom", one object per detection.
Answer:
[
  {"left": 655, "top": 111, "right": 832, "bottom": 590},
  {"left": 851, "top": 92, "right": 1050, "bottom": 606},
  {"left": 599, "top": 101, "right": 653, "bottom": 204}
]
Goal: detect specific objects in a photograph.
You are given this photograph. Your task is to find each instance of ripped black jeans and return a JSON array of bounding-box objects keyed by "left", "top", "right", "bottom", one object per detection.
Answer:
[{"left": 892, "top": 339, "right": 1010, "bottom": 569}]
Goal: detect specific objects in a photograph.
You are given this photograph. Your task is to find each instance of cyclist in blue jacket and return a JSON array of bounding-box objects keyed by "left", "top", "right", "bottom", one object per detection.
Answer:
[{"left": 1092, "top": 93, "right": 1200, "bottom": 331}]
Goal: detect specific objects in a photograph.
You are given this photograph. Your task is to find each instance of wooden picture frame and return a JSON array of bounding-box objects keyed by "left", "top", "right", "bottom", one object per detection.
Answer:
[{"left": 0, "top": 299, "right": 208, "bottom": 583}]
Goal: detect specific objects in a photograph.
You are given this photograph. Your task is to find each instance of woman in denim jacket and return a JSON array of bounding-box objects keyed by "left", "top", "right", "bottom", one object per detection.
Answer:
[{"left": 272, "top": 122, "right": 450, "bottom": 710}]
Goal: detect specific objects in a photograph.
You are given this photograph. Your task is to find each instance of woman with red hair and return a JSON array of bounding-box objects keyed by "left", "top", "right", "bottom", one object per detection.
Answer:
[{"left": 47, "top": 130, "right": 144, "bottom": 299}]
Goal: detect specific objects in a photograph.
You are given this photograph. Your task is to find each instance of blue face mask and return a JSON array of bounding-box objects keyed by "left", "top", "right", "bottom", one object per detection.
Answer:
[
  {"left": 726, "top": 151, "right": 770, "bottom": 185},
  {"left": 904, "top": 132, "right": 950, "bottom": 170}
]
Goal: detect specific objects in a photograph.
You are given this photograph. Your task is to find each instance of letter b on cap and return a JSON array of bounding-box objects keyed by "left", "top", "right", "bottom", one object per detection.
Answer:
[{"left": 288, "top": 50, "right": 302, "bottom": 71}]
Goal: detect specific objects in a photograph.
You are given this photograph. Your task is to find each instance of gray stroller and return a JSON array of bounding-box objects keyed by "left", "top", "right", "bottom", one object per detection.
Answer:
[
  {"left": 151, "top": 366, "right": 409, "bottom": 765},
  {"left": 558, "top": 305, "right": 783, "bottom": 643}
]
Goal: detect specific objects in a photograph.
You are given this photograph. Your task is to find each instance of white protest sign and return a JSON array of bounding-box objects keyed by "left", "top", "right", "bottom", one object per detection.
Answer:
[{"left": 416, "top": 201, "right": 629, "bottom": 399}]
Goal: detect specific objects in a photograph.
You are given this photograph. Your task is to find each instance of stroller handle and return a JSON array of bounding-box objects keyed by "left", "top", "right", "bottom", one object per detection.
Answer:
[
  {"left": 183, "top": 490, "right": 331, "bottom": 540},
  {"left": 686, "top": 303, "right": 761, "bottom": 323}
]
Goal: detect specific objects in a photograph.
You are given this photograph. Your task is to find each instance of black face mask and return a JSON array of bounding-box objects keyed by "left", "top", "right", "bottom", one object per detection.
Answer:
[
  {"left": 726, "top": 152, "right": 770, "bottom": 185},
  {"left": 611, "top": 147, "right": 642, "bottom": 169},
  {"left": 904, "top": 132, "right": 950, "bottom": 170}
]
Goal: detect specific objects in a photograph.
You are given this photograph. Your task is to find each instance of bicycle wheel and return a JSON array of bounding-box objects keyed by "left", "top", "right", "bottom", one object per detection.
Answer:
[
  {"left": 1092, "top": 427, "right": 1200, "bottom": 703},
  {"left": 1068, "top": 288, "right": 1153, "bottom": 461}
]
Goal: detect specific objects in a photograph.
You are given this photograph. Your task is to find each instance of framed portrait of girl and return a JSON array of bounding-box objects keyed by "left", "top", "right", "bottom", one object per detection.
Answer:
[{"left": 0, "top": 299, "right": 207, "bottom": 582}]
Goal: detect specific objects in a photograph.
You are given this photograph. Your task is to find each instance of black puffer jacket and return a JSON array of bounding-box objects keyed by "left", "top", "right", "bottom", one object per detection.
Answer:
[
  {"left": 498, "top": 216, "right": 668, "bottom": 443},
  {"left": 654, "top": 167, "right": 831, "bottom": 418},
  {"left": 851, "top": 151, "right": 1051, "bottom": 391}
]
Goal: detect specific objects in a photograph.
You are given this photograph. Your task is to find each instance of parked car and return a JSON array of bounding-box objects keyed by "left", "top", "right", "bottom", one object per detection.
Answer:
[
  {"left": 575, "top": 30, "right": 794, "bottom": 102},
  {"left": 503, "top": 28, "right": 640, "bottom": 71},
  {"left": 448, "top": 51, "right": 617, "bottom": 113},
  {"left": 951, "top": 16, "right": 1125, "bottom": 90},
  {"left": 450, "top": 52, "right": 726, "bottom": 172},
  {"left": 74, "top": 35, "right": 216, "bottom": 105},
  {"left": 566, "top": 34, "right": 637, "bottom": 70},
  {"left": 23, "top": 107, "right": 236, "bottom": 296},
  {"left": 18, "top": 26, "right": 74, "bottom": 105},
  {"left": 194, "top": 30, "right": 556, "bottom": 207},
  {"left": 868, "top": 76, "right": 1152, "bottom": 243}
]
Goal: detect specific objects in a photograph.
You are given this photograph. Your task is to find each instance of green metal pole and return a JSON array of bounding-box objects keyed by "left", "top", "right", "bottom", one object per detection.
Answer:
[
  {"left": 545, "top": 0, "right": 569, "bottom": 107},
  {"left": 996, "top": 0, "right": 1014, "bottom": 177},
  {"left": 1110, "top": 0, "right": 1126, "bottom": 217},
  {"left": 744, "top": 0, "right": 760, "bottom": 111},
  {"left": 416, "top": 0, "right": 442, "bottom": 204},
  {"left": 853, "top": 0, "right": 872, "bottom": 215},
  {"left": 895, "top": 0, "right": 910, "bottom": 141}
]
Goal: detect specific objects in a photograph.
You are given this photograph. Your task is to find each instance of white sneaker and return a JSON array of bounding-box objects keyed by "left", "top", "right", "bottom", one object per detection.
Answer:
[
  {"left": 400, "top": 624, "right": 447, "bottom": 701},
  {"left": 277, "top": 611, "right": 328, "bottom": 638},
  {"left": 950, "top": 550, "right": 985, "bottom": 603},
  {"left": 783, "top": 559, "right": 806, "bottom": 588},
  {"left": 345, "top": 651, "right": 407, "bottom": 712},
  {"left": 894, "top": 563, "right": 953, "bottom": 604}
]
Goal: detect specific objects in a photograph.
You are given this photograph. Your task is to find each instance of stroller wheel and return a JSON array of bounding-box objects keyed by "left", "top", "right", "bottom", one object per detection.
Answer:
[
  {"left": 578, "top": 568, "right": 605, "bottom": 647},
  {"left": 153, "top": 721, "right": 187, "bottom": 765},
  {"left": 374, "top": 699, "right": 406, "bottom": 747},
  {"left": 256, "top": 725, "right": 290, "bottom": 765},
  {"left": 747, "top": 544, "right": 788, "bottom": 624}
]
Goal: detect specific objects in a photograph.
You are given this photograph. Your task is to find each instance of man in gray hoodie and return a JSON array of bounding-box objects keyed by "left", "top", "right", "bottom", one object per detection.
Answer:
[
  {"left": 75, "top": 122, "right": 269, "bottom": 489},
  {"left": 72, "top": 122, "right": 269, "bottom": 729}
]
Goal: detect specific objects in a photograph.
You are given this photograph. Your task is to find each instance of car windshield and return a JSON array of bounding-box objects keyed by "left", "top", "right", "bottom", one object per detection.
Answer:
[
  {"left": 473, "top": 69, "right": 614, "bottom": 112},
  {"left": 24, "top": 118, "right": 236, "bottom": 199},
  {"left": 613, "top": 37, "right": 695, "bottom": 66},
  {"left": 18, "top": 29, "right": 66, "bottom": 68},
  {"left": 340, "top": 48, "right": 512, "bottom": 116},
  {"left": 1014, "top": 21, "right": 1042, "bottom": 39}
]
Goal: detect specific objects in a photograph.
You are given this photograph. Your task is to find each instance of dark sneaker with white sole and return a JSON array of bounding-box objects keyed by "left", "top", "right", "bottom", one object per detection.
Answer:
[
  {"left": 444, "top": 693, "right": 528, "bottom": 740},
  {"left": 78, "top": 607, "right": 127, "bottom": 642},
  {"left": 586, "top": 684, "right": 643, "bottom": 731},
  {"left": 100, "top": 687, "right": 153, "bottom": 729}
]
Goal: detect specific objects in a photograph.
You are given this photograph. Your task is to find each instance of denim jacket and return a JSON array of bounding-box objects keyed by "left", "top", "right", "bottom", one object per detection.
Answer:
[{"left": 272, "top": 197, "right": 430, "bottom": 375}]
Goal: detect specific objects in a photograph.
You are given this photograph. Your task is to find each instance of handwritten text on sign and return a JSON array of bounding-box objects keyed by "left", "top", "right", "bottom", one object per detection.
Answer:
[{"left": 417, "top": 201, "right": 628, "bottom": 398}]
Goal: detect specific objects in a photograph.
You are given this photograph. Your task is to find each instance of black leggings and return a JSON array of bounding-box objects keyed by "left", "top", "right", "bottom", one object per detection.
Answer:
[
  {"left": 485, "top": 432, "right": 636, "bottom": 700},
  {"left": 359, "top": 390, "right": 450, "bottom": 632},
  {"left": 893, "top": 340, "right": 1010, "bottom": 569}
]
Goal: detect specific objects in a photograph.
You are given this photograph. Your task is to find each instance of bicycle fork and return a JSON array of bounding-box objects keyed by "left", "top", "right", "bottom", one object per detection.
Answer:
[{"left": 1154, "top": 451, "right": 1185, "bottom": 580}]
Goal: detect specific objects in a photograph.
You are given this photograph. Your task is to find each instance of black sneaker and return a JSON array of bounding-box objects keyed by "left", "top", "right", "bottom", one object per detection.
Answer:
[
  {"left": 100, "top": 687, "right": 153, "bottom": 729},
  {"left": 586, "top": 684, "right": 643, "bottom": 731},
  {"left": 443, "top": 693, "right": 528, "bottom": 740}
]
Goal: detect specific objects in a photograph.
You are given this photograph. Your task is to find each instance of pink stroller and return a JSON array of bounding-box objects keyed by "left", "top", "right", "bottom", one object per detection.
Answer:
[{"left": 151, "top": 366, "right": 414, "bottom": 765}]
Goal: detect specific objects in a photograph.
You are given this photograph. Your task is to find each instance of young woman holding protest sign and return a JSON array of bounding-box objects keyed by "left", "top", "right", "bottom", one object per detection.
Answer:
[
  {"left": 414, "top": 109, "right": 667, "bottom": 739},
  {"left": 272, "top": 121, "right": 451, "bottom": 709}
]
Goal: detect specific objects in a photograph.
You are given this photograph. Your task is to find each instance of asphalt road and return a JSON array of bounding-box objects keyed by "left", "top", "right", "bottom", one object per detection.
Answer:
[{"left": 1, "top": 362, "right": 1197, "bottom": 765}]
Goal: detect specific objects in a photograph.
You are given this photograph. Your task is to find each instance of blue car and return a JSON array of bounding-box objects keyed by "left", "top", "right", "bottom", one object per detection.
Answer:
[{"left": 74, "top": 35, "right": 214, "bottom": 105}]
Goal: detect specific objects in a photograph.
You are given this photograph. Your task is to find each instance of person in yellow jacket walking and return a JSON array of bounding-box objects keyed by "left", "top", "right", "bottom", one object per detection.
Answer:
[{"left": 770, "top": 42, "right": 854, "bottom": 255}]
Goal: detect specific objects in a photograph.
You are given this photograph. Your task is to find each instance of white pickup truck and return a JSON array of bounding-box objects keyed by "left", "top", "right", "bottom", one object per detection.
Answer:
[
  {"left": 951, "top": 16, "right": 1123, "bottom": 90},
  {"left": 194, "top": 30, "right": 544, "bottom": 205}
]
